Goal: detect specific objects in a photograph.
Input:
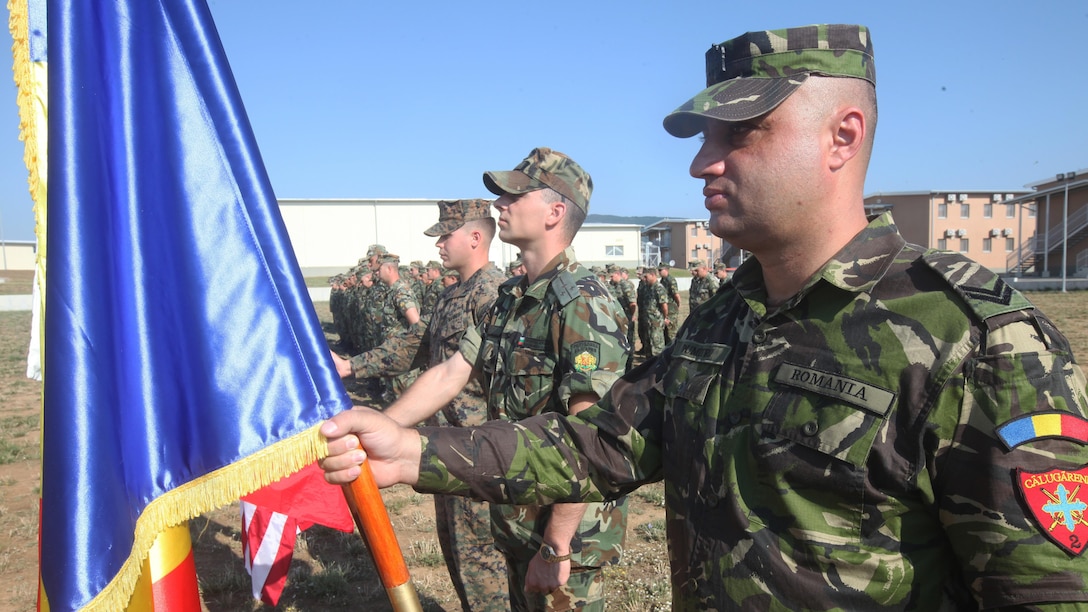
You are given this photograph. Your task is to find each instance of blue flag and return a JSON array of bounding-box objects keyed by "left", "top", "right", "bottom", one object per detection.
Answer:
[{"left": 36, "top": 0, "right": 351, "bottom": 609}]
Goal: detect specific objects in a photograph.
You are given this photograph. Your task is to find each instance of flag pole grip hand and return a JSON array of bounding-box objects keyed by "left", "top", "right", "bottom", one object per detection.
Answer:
[{"left": 341, "top": 457, "right": 421, "bottom": 611}]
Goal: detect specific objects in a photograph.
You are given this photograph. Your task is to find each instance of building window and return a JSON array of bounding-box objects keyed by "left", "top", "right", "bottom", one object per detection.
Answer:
[
  {"left": 1027, "top": 203, "right": 1037, "bottom": 217},
  {"left": 984, "top": 203, "right": 993, "bottom": 218},
  {"left": 1006, "top": 237, "right": 1015, "bottom": 252},
  {"left": 959, "top": 238, "right": 969, "bottom": 253},
  {"left": 983, "top": 237, "right": 992, "bottom": 252},
  {"left": 690, "top": 226, "right": 698, "bottom": 237},
  {"left": 937, "top": 238, "right": 947, "bottom": 251},
  {"left": 690, "top": 249, "right": 698, "bottom": 259},
  {"left": 705, "top": 228, "right": 712, "bottom": 237},
  {"left": 938, "top": 203, "right": 948, "bottom": 219},
  {"left": 1006, "top": 204, "right": 1016, "bottom": 218},
  {"left": 960, "top": 203, "right": 970, "bottom": 218},
  {"left": 605, "top": 245, "right": 624, "bottom": 257}
]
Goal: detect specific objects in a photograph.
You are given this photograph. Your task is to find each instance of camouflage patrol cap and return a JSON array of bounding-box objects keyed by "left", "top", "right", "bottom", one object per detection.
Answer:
[
  {"left": 483, "top": 147, "right": 593, "bottom": 212},
  {"left": 442, "top": 268, "right": 460, "bottom": 278},
  {"left": 605, "top": 263, "right": 619, "bottom": 273},
  {"left": 663, "top": 24, "right": 876, "bottom": 138},
  {"left": 689, "top": 259, "right": 704, "bottom": 268},
  {"left": 366, "top": 244, "right": 388, "bottom": 257},
  {"left": 425, "top": 260, "right": 442, "bottom": 271},
  {"left": 714, "top": 261, "right": 729, "bottom": 271},
  {"left": 410, "top": 260, "right": 423, "bottom": 268},
  {"left": 657, "top": 263, "right": 671, "bottom": 271},
  {"left": 423, "top": 198, "right": 494, "bottom": 237},
  {"left": 379, "top": 253, "right": 400, "bottom": 266}
]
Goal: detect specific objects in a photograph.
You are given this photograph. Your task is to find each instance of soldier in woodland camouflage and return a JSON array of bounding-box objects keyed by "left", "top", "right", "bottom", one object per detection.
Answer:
[
  {"left": 637, "top": 267, "right": 668, "bottom": 357},
  {"left": 335, "top": 149, "right": 630, "bottom": 611},
  {"left": 323, "top": 24, "right": 1088, "bottom": 610},
  {"left": 657, "top": 263, "right": 680, "bottom": 345},
  {"left": 607, "top": 264, "right": 637, "bottom": 371},
  {"left": 687, "top": 258, "right": 718, "bottom": 313}
]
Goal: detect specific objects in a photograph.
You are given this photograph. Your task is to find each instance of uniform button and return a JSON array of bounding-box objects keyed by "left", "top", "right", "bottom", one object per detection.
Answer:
[
  {"left": 752, "top": 329, "right": 766, "bottom": 344},
  {"left": 802, "top": 421, "right": 819, "bottom": 436}
]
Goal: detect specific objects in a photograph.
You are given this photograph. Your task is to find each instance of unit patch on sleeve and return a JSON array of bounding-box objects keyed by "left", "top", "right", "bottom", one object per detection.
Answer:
[
  {"left": 1016, "top": 466, "right": 1088, "bottom": 556},
  {"left": 570, "top": 341, "right": 600, "bottom": 372}
]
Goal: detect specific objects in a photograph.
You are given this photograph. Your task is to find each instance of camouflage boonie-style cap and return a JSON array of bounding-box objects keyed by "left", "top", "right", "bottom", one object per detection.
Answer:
[
  {"left": 483, "top": 147, "right": 593, "bottom": 213},
  {"left": 663, "top": 24, "right": 876, "bottom": 138},
  {"left": 423, "top": 198, "right": 494, "bottom": 237}
]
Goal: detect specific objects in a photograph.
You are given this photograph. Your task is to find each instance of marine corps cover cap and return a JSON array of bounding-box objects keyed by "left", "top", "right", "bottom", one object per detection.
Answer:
[
  {"left": 663, "top": 24, "right": 876, "bottom": 138},
  {"left": 483, "top": 147, "right": 593, "bottom": 213},
  {"left": 424, "top": 198, "right": 494, "bottom": 237}
]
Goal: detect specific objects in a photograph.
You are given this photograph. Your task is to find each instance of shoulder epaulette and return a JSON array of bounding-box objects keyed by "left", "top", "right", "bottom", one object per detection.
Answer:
[
  {"left": 550, "top": 269, "right": 582, "bottom": 306},
  {"left": 922, "top": 251, "right": 1033, "bottom": 321}
]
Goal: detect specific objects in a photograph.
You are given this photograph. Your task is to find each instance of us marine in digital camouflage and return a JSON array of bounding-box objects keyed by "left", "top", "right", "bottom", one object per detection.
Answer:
[
  {"left": 322, "top": 24, "right": 1088, "bottom": 610},
  {"left": 334, "top": 199, "right": 512, "bottom": 610}
]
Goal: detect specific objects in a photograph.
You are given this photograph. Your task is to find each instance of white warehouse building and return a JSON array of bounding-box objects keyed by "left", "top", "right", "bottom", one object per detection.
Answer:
[{"left": 279, "top": 198, "right": 643, "bottom": 277}]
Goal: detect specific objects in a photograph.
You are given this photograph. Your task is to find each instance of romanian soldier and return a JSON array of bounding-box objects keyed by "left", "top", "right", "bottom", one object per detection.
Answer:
[{"left": 324, "top": 24, "right": 1088, "bottom": 610}]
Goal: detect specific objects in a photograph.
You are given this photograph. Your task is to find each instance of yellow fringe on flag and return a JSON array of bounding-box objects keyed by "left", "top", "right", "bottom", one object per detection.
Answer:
[
  {"left": 82, "top": 423, "right": 333, "bottom": 611},
  {"left": 7, "top": 0, "right": 49, "bottom": 376}
]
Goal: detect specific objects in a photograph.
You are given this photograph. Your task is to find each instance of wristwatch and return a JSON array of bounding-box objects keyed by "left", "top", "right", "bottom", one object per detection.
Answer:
[{"left": 539, "top": 543, "right": 571, "bottom": 564}]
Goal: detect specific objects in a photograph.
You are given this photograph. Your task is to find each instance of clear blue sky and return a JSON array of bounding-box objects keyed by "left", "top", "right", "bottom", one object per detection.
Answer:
[{"left": 0, "top": 0, "right": 1085, "bottom": 241}]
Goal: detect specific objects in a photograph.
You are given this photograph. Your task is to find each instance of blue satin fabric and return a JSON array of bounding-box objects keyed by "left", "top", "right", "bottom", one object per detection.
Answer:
[{"left": 39, "top": 0, "right": 351, "bottom": 608}]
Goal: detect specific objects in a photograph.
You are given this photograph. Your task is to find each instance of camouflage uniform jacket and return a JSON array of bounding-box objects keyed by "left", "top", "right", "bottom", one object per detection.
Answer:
[
  {"left": 349, "top": 264, "right": 505, "bottom": 418},
  {"left": 383, "top": 278, "right": 419, "bottom": 335},
  {"left": 427, "top": 263, "right": 506, "bottom": 427},
  {"left": 638, "top": 281, "right": 667, "bottom": 323},
  {"left": 660, "top": 273, "right": 680, "bottom": 312},
  {"left": 609, "top": 279, "right": 637, "bottom": 320},
  {"left": 688, "top": 274, "right": 719, "bottom": 311},
  {"left": 417, "top": 214, "right": 1088, "bottom": 609},
  {"left": 420, "top": 279, "right": 443, "bottom": 317},
  {"left": 457, "top": 246, "right": 631, "bottom": 566}
]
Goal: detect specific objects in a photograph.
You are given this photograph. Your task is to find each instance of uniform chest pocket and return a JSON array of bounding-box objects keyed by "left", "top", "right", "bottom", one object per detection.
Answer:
[
  {"left": 747, "top": 363, "right": 894, "bottom": 549},
  {"left": 658, "top": 342, "right": 733, "bottom": 509},
  {"left": 497, "top": 342, "right": 556, "bottom": 420}
]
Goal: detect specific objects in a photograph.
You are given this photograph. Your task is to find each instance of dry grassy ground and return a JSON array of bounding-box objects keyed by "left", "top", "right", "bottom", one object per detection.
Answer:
[{"left": 1, "top": 287, "right": 1085, "bottom": 610}]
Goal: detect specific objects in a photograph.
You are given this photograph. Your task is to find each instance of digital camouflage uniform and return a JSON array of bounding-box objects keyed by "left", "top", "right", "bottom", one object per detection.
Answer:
[
  {"left": 457, "top": 247, "right": 630, "bottom": 611},
  {"left": 687, "top": 265, "right": 719, "bottom": 314},
  {"left": 383, "top": 275, "right": 421, "bottom": 397},
  {"left": 356, "top": 261, "right": 511, "bottom": 610},
  {"left": 420, "top": 278, "right": 443, "bottom": 317},
  {"left": 415, "top": 214, "right": 1088, "bottom": 609}
]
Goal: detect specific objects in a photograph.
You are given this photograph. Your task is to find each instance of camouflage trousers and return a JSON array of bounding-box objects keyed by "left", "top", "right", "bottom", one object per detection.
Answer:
[
  {"left": 640, "top": 317, "right": 665, "bottom": 357},
  {"left": 434, "top": 494, "right": 510, "bottom": 611},
  {"left": 664, "top": 303, "right": 679, "bottom": 345},
  {"left": 506, "top": 558, "right": 605, "bottom": 612}
]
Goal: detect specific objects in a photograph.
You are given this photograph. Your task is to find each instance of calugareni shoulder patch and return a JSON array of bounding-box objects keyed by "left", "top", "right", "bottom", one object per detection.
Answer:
[
  {"left": 1016, "top": 466, "right": 1088, "bottom": 556},
  {"left": 997, "top": 411, "right": 1088, "bottom": 556},
  {"left": 570, "top": 340, "right": 600, "bottom": 372}
]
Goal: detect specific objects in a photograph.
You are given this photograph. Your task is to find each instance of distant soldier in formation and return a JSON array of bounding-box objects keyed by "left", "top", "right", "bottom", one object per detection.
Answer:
[
  {"left": 657, "top": 263, "right": 680, "bottom": 345},
  {"left": 442, "top": 268, "right": 460, "bottom": 287},
  {"left": 687, "top": 258, "right": 719, "bottom": 313},
  {"left": 635, "top": 266, "right": 649, "bottom": 355},
  {"left": 607, "top": 263, "right": 637, "bottom": 371},
  {"left": 419, "top": 260, "right": 444, "bottom": 317},
  {"left": 637, "top": 267, "right": 668, "bottom": 357}
]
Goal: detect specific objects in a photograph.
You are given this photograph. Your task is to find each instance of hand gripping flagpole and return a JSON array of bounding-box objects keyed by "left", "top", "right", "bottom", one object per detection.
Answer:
[{"left": 341, "top": 459, "right": 421, "bottom": 611}]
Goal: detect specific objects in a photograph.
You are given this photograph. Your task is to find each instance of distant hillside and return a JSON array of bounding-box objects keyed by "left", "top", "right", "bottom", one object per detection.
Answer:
[{"left": 586, "top": 214, "right": 662, "bottom": 227}]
